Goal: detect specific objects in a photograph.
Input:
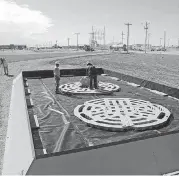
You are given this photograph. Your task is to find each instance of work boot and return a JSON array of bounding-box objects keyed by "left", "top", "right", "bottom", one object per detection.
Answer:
[{"left": 55, "top": 89, "right": 60, "bottom": 94}]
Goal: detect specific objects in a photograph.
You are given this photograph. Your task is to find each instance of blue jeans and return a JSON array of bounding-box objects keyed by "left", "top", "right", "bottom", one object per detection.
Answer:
[
  {"left": 89, "top": 75, "right": 98, "bottom": 89},
  {"left": 55, "top": 76, "right": 60, "bottom": 91}
]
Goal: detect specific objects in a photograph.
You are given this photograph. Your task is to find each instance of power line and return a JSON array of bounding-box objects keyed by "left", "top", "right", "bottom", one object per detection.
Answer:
[
  {"left": 160, "top": 38, "right": 163, "bottom": 46},
  {"left": 143, "top": 22, "right": 150, "bottom": 53},
  {"left": 125, "top": 23, "right": 132, "bottom": 53}
]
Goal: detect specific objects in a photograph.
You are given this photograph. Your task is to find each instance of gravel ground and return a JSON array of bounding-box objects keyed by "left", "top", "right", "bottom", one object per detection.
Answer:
[
  {"left": 0, "top": 51, "right": 179, "bottom": 174},
  {"left": 0, "top": 50, "right": 104, "bottom": 63},
  {"left": 54, "top": 52, "right": 179, "bottom": 88}
]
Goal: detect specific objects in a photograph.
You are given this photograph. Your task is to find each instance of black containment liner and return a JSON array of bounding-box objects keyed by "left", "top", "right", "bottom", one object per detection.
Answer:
[
  {"left": 22, "top": 68, "right": 179, "bottom": 159},
  {"left": 23, "top": 70, "right": 54, "bottom": 78},
  {"left": 22, "top": 68, "right": 104, "bottom": 78},
  {"left": 60, "top": 68, "right": 104, "bottom": 77},
  {"left": 104, "top": 69, "right": 179, "bottom": 99},
  {"left": 23, "top": 78, "right": 44, "bottom": 156}
]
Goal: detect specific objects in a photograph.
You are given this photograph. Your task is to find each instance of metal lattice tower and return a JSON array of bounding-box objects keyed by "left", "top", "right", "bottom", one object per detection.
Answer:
[{"left": 90, "top": 26, "right": 106, "bottom": 48}]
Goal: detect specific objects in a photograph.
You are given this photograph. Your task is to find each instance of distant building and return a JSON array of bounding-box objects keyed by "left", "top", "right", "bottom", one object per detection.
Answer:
[
  {"left": 0, "top": 44, "right": 27, "bottom": 50},
  {"left": 132, "top": 44, "right": 152, "bottom": 50},
  {"left": 110, "top": 43, "right": 124, "bottom": 51}
]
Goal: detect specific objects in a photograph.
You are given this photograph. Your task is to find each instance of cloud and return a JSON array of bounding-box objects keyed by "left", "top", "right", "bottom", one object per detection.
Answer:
[{"left": 0, "top": 0, "right": 53, "bottom": 38}]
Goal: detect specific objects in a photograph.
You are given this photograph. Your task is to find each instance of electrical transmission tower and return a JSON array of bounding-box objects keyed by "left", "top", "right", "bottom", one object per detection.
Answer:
[
  {"left": 125, "top": 23, "right": 132, "bottom": 53},
  {"left": 143, "top": 22, "right": 150, "bottom": 53},
  {"left": 121, "top": 31, "right": 125, "bottom": 44},
  {"left": 91, "top": 26, "right": 105, "bottom": 48},
  {"left": 74, "top": 33, "right": 80, "bottom": 50}
]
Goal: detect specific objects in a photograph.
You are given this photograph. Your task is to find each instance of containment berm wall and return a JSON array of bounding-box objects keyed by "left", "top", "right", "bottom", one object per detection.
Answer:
[{"left": 3, "top": 68, "right": 179, "bottom": 175}]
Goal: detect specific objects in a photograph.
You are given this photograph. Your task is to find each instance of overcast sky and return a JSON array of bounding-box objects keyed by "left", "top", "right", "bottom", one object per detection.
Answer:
[{"left": 0, "top": 0, "right": 179, "bottom": 46}]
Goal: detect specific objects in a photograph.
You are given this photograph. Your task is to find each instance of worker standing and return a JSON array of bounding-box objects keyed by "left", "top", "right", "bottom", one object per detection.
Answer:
[
  {"left": 54, "top": 62, "right": 60, "bottom": 93},
  {"left": 2, "top": 58, "right": 8, "bottom": 75},
  {"left": 87, "top": 62, "right": 98, "bottom": 90},
  {"left": 0, "top": 58, "right": 3, "bottom": 75}
]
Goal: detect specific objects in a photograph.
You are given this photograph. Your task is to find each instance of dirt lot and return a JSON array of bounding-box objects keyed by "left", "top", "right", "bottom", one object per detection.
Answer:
[
  {"left": 0, "top": 49, "right": 102, "bottom": 63},
  {"left": 0, "top": 51, "right": 179, "bottom": 174}
]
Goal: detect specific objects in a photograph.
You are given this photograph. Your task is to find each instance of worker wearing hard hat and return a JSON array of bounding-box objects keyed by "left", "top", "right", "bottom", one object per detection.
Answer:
[{"left": 54, "top": 61, "right": 60, "bottom": 93}]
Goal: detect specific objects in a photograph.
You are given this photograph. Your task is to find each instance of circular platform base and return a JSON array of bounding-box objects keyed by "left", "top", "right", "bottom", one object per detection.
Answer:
[
  {"left": 59, "top": 82, "right": 120, "bottom": 95},
  {"left": 74, "top": 98, "right": 171, "bottom": 131}
]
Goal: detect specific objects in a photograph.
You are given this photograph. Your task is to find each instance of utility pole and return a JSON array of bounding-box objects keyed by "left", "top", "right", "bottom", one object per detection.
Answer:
[
  {"left": 160, "top": 38, "right": 163, "bottom": 46},
  {"left": 67, "top": 38, "right": 70, "bottom": 48},
  {"left": 164, "top": 30, "right": 166, "bottom": 50},
  {"left": 168, "top": 39, "right": 170, "bottom": 47},
  {"left": 49, "top": 41, "right": 52, "bottom": 48},
  {"left": 148, "top": 33, "right": 151, "bottom": 49},
  {"left": 143, "top": 22, "right": 150, "bottom": 53},
  {"left": 55, "top": 40, "right": 58, "bottom": 48},
  {"left": 121, "top": 31, "right": 125, "bottom": 44},
  {"left": 103, "top": 26, "right": 106, "bottom": 46},
  {"left": 74, "top": 33, "right": 80, "bottom": 50},
  {"left": 89, "top": 33, "right": 94, "bottom": 47},
  {"left": 178, "top": 38, "right": 179, "bottom": 48},
  {"left": 125, "top": 23, "right": 132, "bottom": 53},
  {"left": 92, "top": 26, "right": 94, "bottom": 47}
]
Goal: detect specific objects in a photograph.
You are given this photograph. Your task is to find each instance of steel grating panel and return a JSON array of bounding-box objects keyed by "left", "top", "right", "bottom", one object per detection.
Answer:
[
  {"left": 59, "top": 81, "right": 120, "bottom": 95},
  {"left": 74, "top": 98, "right": 171, "bottom": 131}
]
